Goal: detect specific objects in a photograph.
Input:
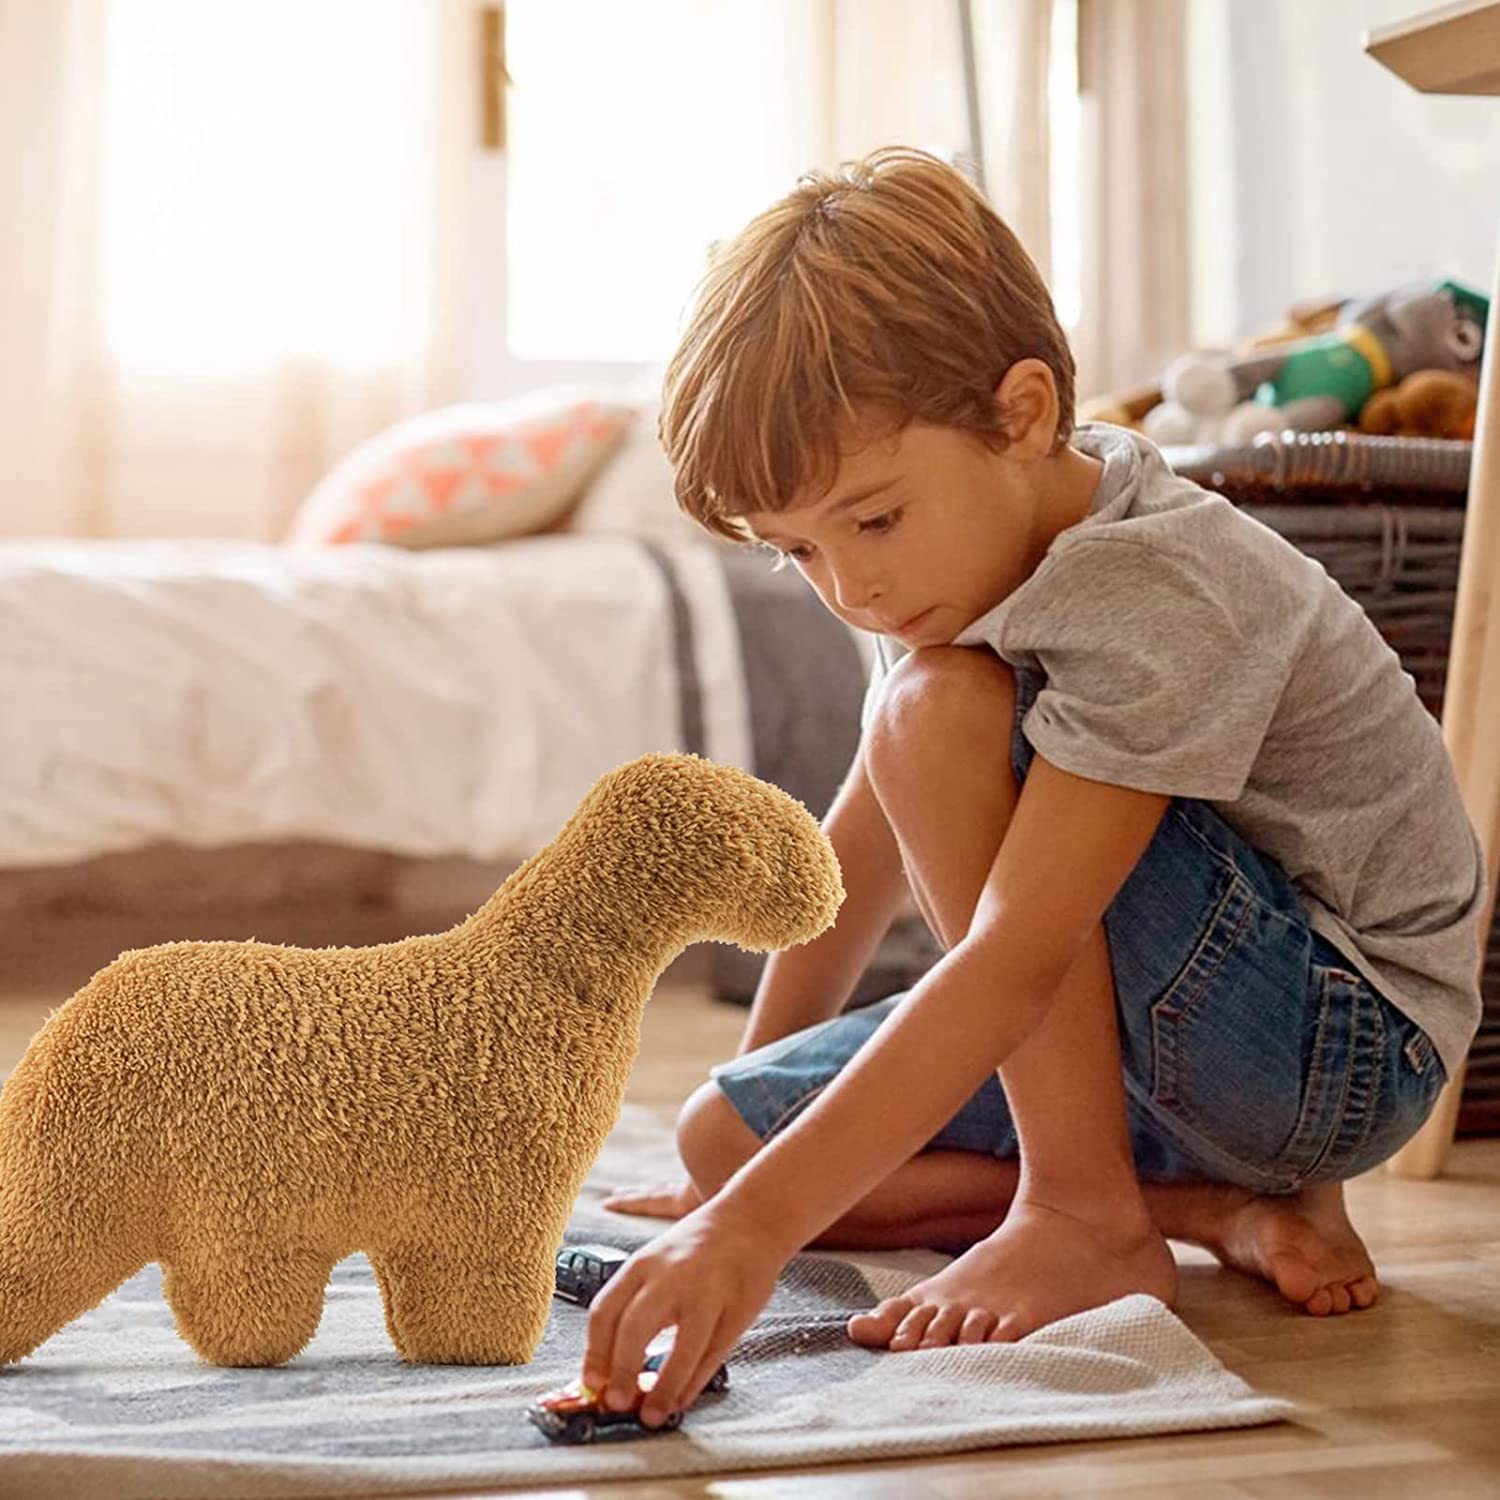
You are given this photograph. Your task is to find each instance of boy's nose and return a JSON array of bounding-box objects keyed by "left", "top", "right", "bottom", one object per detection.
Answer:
[{"left": 831, "top": 566, "right": 883, "bottom": 614}]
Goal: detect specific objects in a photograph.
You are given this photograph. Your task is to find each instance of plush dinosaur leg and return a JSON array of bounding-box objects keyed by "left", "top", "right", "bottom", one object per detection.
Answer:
[
  {"left": 0, "top": 1183, "right": 148, "bottom": 1365},
  {"left": 367, "top": 1228, "right": 556, "bottom": 1365},
  {"left": 159, "top": 1239, "right": 337, "bottom": 1367},
  {"left": 0, "top": 1071, "right": 151, "bottom": 1365}
]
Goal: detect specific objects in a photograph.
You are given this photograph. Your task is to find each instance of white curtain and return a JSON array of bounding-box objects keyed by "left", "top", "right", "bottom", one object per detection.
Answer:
[
  {"left": 830, "top": 0, "right": 1055, "bottom": 271},
  {"left": 0, "top": 0, "right": 470, "bottom": 542},
  {"left": 1072, "top": 0, "right": 1190, "bottom": 400},
  {"left": 1, "top": 0, "right": 1097, "bottom": 543},
  {"left": 504, "top": 0, "right": 1057, "bottom": 363},
  {"left": 966, "top": 0, "right": 1055, "bottom": 287}
]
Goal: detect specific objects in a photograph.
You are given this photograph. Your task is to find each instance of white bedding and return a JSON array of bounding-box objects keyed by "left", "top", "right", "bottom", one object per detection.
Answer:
[{"left": 0, "top": 535, "right": 752, "bottom": 869}]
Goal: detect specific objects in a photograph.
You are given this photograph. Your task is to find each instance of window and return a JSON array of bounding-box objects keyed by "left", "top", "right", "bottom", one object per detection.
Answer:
[
  {"left": 104, "top": 0, "right": 438, "bottom": 374},
  {"left": 505, "top": 0, "right": 1083, "bottom": 362},
  {"left": 503, "top": 0, "right": 831, "bottom": 363}
]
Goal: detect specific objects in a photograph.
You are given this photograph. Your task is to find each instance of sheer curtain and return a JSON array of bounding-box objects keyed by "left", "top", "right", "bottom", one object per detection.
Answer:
[
  {"left": 0, "top": 0, "right": 470, "bottom": 541},
  {"left": 1072, "top": 0, "right": 1191, "bottom": 400},
  {"left": 3, "top": 0, "right": 1169, "bottom": 542},
  {"left": 504, "top": 0, "right": 1058, "bottom": 363}
]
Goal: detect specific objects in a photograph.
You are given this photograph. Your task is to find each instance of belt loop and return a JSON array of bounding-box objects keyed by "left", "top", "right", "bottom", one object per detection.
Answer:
[{"left": 1402, "top": 1030, "right": 1433, "bottom": 1075}]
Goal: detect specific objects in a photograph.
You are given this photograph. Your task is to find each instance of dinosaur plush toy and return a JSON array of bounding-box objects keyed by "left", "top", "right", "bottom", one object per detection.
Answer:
[
  {"left": 1143, "top": 278, "right": 1489, "bottom": 445},
  {"left": 0, "top": 752, "right": 844, "bottom": 1369}
]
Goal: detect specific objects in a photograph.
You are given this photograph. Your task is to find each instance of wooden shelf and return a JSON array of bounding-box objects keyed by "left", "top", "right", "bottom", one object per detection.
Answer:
[{"left": 1366, "top": 0, "right": 1500, "bottom": 94}]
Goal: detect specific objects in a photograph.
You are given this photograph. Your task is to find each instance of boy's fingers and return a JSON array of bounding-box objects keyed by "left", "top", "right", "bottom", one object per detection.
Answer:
[
  {"left": 581, "top": 1266, "right": 637, "bottom": 1388},
  {"left": 684, "top": 1341, "right": 730, "bottom": 1409},
  {"left": 604, "top": 1285, "right": 679, "bottom": 1409},
  {"left": 640, "top": 1311, "right": 712, "bottom": 1424}
]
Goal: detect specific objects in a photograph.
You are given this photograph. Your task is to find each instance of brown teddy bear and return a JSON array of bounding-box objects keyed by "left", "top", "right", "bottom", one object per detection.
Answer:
[
  {"left": 1358, "top": 368, "right": 1479, "bottom": 439},
  {"left": 0, "top": 752, "right": 844, "bottom": 1369}
]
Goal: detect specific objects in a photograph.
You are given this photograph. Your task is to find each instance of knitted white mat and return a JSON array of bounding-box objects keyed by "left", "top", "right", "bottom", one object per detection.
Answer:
[{"left": 0, "top": 1104, "right": 1294, "bottom": 1498}]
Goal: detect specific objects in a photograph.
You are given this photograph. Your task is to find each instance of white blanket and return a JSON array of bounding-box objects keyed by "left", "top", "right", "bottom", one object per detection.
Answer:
[{"left": 0, "top": 536, "right": 751, "bottom": 868}]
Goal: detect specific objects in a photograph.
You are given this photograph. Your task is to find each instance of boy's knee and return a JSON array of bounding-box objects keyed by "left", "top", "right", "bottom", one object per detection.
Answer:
[
  {"left": 675, "top": 1079, "right": 763, "bottom": 1196},
  {"left": 869, "top": 646, "right": 1017, "bottom": 756}
]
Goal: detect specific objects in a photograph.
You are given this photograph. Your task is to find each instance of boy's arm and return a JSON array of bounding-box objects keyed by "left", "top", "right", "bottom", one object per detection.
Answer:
[
  {"left": 583, "top": 751, "right": 1172, "bottom": 1414},
  {"left": 736, "top": 737, "right": 912, "bottom": 1055},
  {"left": 717, "top": 751, "right": 1171, "bottom": 1251}
]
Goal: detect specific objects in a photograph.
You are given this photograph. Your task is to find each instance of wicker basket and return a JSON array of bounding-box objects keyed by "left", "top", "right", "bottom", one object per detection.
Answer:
[{"left": 1164, "top": 430, "right": 1496, "bottom": 1135}]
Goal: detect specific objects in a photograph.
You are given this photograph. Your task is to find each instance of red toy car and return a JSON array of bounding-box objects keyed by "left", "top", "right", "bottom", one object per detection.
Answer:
[{"left": 526, "top": 1339, "right": 730, "bottom": 1445}]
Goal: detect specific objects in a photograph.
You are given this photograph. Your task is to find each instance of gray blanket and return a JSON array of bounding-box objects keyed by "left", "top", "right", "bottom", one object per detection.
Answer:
[{"left": 0, "top": 1106, "right": 1293, "bottom": 1498}]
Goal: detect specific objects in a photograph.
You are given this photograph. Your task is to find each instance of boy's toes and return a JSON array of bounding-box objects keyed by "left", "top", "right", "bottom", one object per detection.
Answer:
[
  {"left": 1303, "top": 1273, "right": 1378, "bottom": 1317},
  {"left": 958, "top": 1308, "right": 997, "bottom": 1343},
  {"left": 600, "top": 1179, "right": 703, "bottom": 1219},
  {"left": 1302, "top": 1280, "right": 1333, "bottom": 1315},
  {"left": 888, "top": 1302, "right": 940, "bottom": 1349},
  {"left": 917, "top": 1305, "right": 968, "bottom": 1348},
  {"left": 1275, "top": 1256, "right": 1321, "bottom": 1307},
  {"left": 847, "top": 1296, "right": 915, "bottom": 1347}
]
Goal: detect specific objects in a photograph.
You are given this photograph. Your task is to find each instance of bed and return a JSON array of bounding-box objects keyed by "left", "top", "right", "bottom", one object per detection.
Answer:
[
  {"left": 0, "top": 412, "right": 911, "bottom": 1003},
  {"left": 15, "top": 417, "right": 1483, "bottom": 1121}
]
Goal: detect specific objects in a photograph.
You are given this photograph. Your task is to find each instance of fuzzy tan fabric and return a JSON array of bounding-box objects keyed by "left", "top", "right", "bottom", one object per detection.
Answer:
[{"left": 0, "top": 753, "right": 844, "bottom": 1370}]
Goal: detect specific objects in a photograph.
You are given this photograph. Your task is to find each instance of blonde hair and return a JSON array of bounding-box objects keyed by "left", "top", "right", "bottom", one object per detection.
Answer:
[{"left": 660, "top": 145, "right": 1076, "bottom": 544}]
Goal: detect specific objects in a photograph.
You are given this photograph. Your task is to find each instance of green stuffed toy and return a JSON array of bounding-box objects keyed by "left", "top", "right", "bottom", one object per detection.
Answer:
[{"left": 1144, "top": 278, "right": 1489, "bottom": 446}]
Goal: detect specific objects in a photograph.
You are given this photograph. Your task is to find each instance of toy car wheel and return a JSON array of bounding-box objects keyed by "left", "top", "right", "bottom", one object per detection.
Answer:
[
  {"left": 657, "top": 1410, "right": 683, "bottom": 1433},
  {"left": 562, "top": 1413, "right": 597, "bottom": 1444}
]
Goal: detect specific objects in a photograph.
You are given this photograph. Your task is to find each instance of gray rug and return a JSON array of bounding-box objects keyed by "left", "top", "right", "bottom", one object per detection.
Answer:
[{"left": 0, "top": 1106, "right": 1294, "bottom": 1498}]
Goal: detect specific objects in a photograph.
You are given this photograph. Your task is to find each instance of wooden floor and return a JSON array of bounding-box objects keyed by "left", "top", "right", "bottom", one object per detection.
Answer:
[{"left": 3, "top": 909, "right": 1500, "bottom": 1498}]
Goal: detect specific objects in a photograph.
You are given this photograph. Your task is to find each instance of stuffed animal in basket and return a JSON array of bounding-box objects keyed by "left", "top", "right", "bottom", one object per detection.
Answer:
[
  {"left": 1143, "top": 277, "right": 1489, "bottom": 445},
  {"left": 0, "top": 752, "right": 844, "bottom": 1369},
  {"left": 1358, "top": 368, "right": 1479, "bottom": 439}
]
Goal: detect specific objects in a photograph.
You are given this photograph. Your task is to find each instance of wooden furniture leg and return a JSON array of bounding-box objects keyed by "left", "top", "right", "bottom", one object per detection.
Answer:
[{"left": 1386, "top": 240, "right": 1500, "bottom": 1177}]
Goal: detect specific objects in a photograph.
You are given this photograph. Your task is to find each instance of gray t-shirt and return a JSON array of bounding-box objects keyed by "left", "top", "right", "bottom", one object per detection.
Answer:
[{"left": 861, "top": 422, "right": 1485, "bottom": 1077}]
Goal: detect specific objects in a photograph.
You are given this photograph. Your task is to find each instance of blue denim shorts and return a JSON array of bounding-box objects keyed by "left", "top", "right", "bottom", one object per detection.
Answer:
[{"left": 713, "top": 667, "right": 1448, "bottom": 1194}]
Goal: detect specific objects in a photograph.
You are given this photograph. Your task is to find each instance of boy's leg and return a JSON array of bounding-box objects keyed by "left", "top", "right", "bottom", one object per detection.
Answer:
[
  {"left": 845, "top": 645, "right": 1175, "bottom": 1344},
  {"left": 674, "top": 644, "right": 1381, "bottom": 1339},
  {"left": 679, "top": 1081, "right": 1377, "bottom": 1319}
]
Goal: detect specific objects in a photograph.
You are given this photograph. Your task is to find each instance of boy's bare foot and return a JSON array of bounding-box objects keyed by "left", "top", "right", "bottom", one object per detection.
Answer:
[
  {"left": 601, "top": 1180, "right": 705, "bottom": 1219},
  {"left": 1157, "top": 1178, "right": 1379, "bottom": 1316},
  {"left": 846, "top": 1197, "right": 1178, "bottom": 1349}
]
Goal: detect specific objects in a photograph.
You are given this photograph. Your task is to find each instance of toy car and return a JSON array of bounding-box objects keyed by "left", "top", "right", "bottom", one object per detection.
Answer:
[
  {"left": 525, "top": 1342, "right": 730, "bottom": 1445},
  {"left": 553, "top": 1242, "right": 632, "bottom": 1308}
]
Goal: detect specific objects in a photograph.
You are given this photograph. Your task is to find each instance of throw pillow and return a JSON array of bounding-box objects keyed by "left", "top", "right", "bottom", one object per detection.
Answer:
[{"left": 285, "top": 388, "right": 635, "bottom": 548}]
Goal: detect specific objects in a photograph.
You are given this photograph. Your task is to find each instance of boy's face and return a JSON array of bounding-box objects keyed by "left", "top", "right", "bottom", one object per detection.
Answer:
[{"left": 740, "top": 417, "right": 1062, "bottom": 646}]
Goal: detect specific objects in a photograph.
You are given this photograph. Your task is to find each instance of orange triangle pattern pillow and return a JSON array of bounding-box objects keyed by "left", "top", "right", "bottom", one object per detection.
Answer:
[{"left": 285, "top": 388, "right": 636, "bottom": 549}]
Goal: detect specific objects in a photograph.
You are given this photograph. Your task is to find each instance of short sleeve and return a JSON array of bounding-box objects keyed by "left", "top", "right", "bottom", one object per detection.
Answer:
[{"left": 1015, "top": 539, "right": 1298, "bottom": 801}]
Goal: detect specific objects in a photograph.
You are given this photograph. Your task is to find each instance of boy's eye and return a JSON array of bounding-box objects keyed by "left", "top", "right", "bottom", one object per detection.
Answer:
[
  {"left": 760, "top": 507, "right": 902, "bottom": 571},
  {"left": 857, "top": 507, "right": 902, "bottom": 535}
]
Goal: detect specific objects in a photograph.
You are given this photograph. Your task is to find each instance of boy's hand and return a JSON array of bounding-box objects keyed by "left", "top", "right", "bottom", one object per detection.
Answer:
[
  {"left": 601, "top": 1179, "right": 705, "bottom": 1220},
  {"left": 582, "top": 1199, "right": 789, "bottom": 1426}
]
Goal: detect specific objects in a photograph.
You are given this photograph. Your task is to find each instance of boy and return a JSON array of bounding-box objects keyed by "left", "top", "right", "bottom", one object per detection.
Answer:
[{"left": 581, "top": 146, "right": 1486, "bottom": 1428}]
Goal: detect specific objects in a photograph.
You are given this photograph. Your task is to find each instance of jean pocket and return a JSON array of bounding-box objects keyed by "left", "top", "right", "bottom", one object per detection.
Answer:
[
  {"left": 1278, "top": 966, "right": 1392, "bottom": 1188},
  {"left": 1143, "top": 864, "right": 1310, "bottom": 1190}
]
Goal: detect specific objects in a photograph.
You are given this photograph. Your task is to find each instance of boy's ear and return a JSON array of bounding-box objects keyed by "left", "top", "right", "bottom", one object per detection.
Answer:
[{"left": 993, "top": 360, "right": 1059, "bottom": 457}]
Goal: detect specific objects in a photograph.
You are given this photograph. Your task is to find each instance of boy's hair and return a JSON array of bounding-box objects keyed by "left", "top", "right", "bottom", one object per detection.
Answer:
[{"left": 659, "top": 144, "right": 1076, "bottom": 544}]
